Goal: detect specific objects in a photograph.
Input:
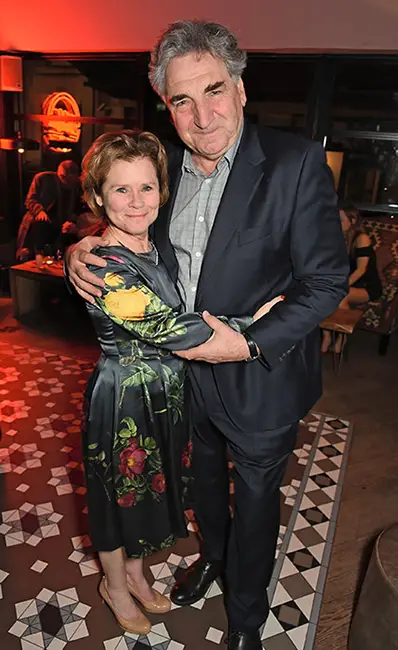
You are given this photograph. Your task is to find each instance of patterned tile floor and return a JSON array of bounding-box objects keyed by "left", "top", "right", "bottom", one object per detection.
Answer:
[{"left": 0, "top": 341, "right": 353, "bottom": 650}]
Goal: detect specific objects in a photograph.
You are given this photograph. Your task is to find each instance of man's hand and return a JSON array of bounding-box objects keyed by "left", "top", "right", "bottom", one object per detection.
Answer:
[
  {"left": 65, "top": 236, "right": 109, "bottom": 303},
  {"left": 36, "top": 210, "right": 50, "bottom": 222},
  {"left": 174, "top": 311, "right": 250, "bottom": 363}
]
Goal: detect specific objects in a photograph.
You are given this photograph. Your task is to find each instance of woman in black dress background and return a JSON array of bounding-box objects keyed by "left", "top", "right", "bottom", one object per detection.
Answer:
[{"left": 322, "top": 205, "right": 382, "bottom": 353}]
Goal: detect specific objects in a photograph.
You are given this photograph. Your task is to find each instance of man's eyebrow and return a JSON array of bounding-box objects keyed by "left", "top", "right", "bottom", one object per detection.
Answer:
[
  {"left": 204, "top": 81, "right": 225, "bottom": 93},
  {"left": 169, "top": 81, "right": 226, "bottom": 105}
]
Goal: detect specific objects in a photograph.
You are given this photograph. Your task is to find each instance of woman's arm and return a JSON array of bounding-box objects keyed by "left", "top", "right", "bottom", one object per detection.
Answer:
[
  {"left": 89, "top": 256, "right": 213, "bottom": 351},
  {"left": 349, "top": 233, "right": 372, "bottom": 286}
]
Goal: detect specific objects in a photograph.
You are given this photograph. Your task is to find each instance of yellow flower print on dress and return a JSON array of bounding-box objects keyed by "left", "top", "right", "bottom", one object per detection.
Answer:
[
  {"left": 104, "top": 272, "right": 125, "bottom": 288},
  {"left": 104, "top": 287, "right": 150, "bottom": 321}
]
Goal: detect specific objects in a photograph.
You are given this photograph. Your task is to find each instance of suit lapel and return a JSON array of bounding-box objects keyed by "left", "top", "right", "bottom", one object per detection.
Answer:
[
  {"left": 153, "top": 147, "right": 183, "bottom": 282},
  {"left": 196, "top": 121, "right": 266, "bottom": 304}
]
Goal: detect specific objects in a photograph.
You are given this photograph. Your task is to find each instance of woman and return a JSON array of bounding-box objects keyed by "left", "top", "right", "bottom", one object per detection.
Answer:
[
  {"left": 321, "top": 205, "right": 382, "bottom": 353},
  {"left": 81, "top": 130, "right": 280, "bottom": 635}
]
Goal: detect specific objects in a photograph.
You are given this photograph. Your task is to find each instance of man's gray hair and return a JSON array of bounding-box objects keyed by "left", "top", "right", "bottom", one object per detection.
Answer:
[{"left": 149, "top": 20, "right": 247, "bottom": 97}]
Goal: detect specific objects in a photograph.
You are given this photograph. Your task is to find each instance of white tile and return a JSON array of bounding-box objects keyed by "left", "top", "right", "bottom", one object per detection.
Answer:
[
  {"left": 0, "top": 569, "right": 9, "bottom": 581},
  {"left": 296, "top": 593, "right": 315, "bottom": 618},
  {"left": 6, "top": 534, "right": 23, "bottom": 546},
  {"left": 330, "top": 455, "right": 343, "bottom": 468},
  {"left": 261, "top": 611, "right": 284, "bottom": 639},
  {"left": 308, "top": 543, "right": 325, "bottom": 563},
  {"left": 65, "top": 620, "right": 88, "bottom": 640},
  {"left": 47, "top": 638, "right": 66, "bottom": 650},
  {"left": 271, "top": 582, "right": 292, "bottom": 607},
  {"left": 293, "top": 513, "right": 311, "bottom": 531},
  {"left": 8, "top": 620, "right": 28, "bottom": 637},
  {"left": 58, "top": 587, "right": 78, "bottom": 602},
  {"left": 302, "top": 566, "right": 320, "bottom": 590},
  {"left": 103, "top": 638, "right": 127, "bottom": 650},
  {"left": 287, "top": 533, "right": 305, "bottom": 553},
  {"left": 314, "top": 450, "right": 327, "bottom": 462},
  {"left": 318, "top": 503, "right": 333, "bottom": 519},
  {"left": 314, "top": 522, "right": 330, "bottom": 540},
  {"left": 285, "top": 497, "right": 296, "bottom": 507},
  {"left": 148, "top": 631, "right": 170, "bottom": 645},
  {"left": 152, "top": 580, "right": 167, "bottom": 594},
  {"left": 323, "top": 485, "right": 337, "bottom": 500},
  {"left": 73, "top": 602, "right": 91, "bottom": 617},
  {"left": 157, "top": 564, "right": 173, "bottom": 579},
  {"left": 191, "top": 597, "right": 205, "bottom": 609},
  {"left": 80, "top": 563, "right": 100, "bottom": 577},
  {"left": 298, "top": 495, "right": 315, "bottom": 511},
  {"left": 207, "top": 580, "right": 223, "bottom": 598},
  {"left": 168, "top": 642, "right": 185, "bottom": 650},
  {"left": 326, "top": 469, "right": 340, "bottom": 483},
  {"left": 36, "top": 587, "right": 53, "bottom": 603},
  {"left": 21, "top": 639, "right": 44, "bottom": 650},
  {"left": 23, "top": 631, "right": 44, "bottom": 647},
  {"left": 287, "top": 623, "right": 308, "bottom": 649},
  {"left": 303, "top": 478, "right": 319, "bottom": 493},
  {"left": 151, "top": 622, "right": 169, "bottom": 637},
  {"left": 36, "top": 502, "right": 53, "bottom": 514},
  {"left": 30, "top": 560, "right": 48, "bottom": 573},
  {"left": 206, "top": 626, "right": 224, "bottom": 643},
  {"left": 309, "top": 463, "right": 323, "bottom": 476},
  {"left": 279, "top": 556, "right": 299, "bottom": 579}
]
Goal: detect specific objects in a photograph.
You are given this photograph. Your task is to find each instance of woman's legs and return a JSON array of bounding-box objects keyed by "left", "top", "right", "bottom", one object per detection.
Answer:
[
  {"left": 99, "top": 548, "right": 143, "bottom": 619},
  {"left": 125, "top": 555, "right": 156, "bottom": 602}
]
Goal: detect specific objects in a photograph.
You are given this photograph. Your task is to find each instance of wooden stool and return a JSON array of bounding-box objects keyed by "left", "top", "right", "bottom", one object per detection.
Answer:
[
  {"left": 320, "top": 308, "right": 363, "bottom": 373},
  {"left": 348, "top": 524, "right": 398, "bottom": 650}
]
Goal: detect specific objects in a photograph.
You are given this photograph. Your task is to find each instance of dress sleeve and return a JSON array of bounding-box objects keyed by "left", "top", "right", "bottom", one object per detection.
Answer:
[
  {"left": 354, "top": 246, "right": 372, "bottom": 258},
  {"left": 89, "top": 256, "right": 213, "bottom": 351}
]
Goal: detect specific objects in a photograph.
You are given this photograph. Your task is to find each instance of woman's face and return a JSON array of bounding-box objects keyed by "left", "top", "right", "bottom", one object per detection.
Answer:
[
  {"left": 96, "top": 157, "right": 160, "bottom": 237},
  {"left": 339, "top": 209, "right": 353, "bottom": 233}
]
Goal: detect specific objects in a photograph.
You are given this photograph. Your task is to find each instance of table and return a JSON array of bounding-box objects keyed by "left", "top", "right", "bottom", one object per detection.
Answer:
[
  {"left": 9, "top": 260, "right": 65, "bottom": 318},
  {"left": 320, "top": 307, "right": 363, "bottom": 372}
]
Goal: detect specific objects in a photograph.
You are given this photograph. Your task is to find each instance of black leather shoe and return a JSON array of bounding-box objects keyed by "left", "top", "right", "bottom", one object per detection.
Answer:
[
  {"left": 170, "top": 557, "right": 221, "bottom": 606},
  {"left": 227, "top": 629, "right": 262, "bottom": 650}
]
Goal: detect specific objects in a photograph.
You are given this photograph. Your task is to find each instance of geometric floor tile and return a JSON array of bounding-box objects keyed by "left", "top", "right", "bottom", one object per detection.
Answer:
[
  {"left": 0, "top": 502, "right": 63, "bottom": 547},
  {"left": 0, "top": 342, "right": 353, "bottom": 650},
  {"left": 0, "top": 570, "right": 9, "bottom": 598},
  {"left": 9, "top": 587, "right": 91, "bottom": 648},
  {"left": 68, "top": 535, "right": 101, "bottom": 576},
  {"left": 48, "top": 463, "right": 86, "bottom": 496},
  {"left": 0, "top": 442, "right": 45, "bottom": 474}
]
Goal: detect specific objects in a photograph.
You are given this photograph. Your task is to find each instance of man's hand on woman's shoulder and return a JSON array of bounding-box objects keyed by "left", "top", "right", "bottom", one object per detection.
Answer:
[{"left": 65, "top": 236, "right": 108, "bottom": 303}]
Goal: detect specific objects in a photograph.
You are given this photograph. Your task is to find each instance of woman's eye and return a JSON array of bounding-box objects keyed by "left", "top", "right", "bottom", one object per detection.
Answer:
[
  {"left": 116, "top": 187, "right": 127, "bottom": 193},
  {"left": 143, "top": 185, "right": 153, "bottom": 192}
]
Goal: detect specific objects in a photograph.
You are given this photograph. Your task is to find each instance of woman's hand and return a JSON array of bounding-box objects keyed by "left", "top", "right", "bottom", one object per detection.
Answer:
[
  {"left": 65, "top": 236, "right": 109, "bottom": 303},
  {"left": 253, "top": 295, "right": 285, "bottom": 321}
]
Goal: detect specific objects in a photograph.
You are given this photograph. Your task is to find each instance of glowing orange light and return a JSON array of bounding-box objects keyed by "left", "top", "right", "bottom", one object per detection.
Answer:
[{"left": 42, "top": 92, "right": 81, "bottom": 152}]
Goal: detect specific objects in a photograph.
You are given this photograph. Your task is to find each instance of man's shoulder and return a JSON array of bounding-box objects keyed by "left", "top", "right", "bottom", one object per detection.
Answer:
[{"left": 253, "top": 123, "right": 319, "bottom": 158}]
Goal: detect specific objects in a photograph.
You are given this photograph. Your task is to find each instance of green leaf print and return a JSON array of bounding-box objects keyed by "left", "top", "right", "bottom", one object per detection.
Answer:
[
  {"left": 88, "top": 443, "right": 99, "bottom": 450},
  {"left": 120, "top": 417, "right": 137, "bottom": 434},
  {"left": 119, "top": 362, "right": 159, "bottom": 405},
  {"left": 144, "top": 437, "right": 157, "bottom": 451},
  {"left": 118, "top": 428, "right": 133, "bottom": 438}
]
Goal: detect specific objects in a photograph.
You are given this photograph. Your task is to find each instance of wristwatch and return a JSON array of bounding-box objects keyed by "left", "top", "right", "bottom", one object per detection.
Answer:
[{"left": 242, "top": 332, "right": 261, "bottom": 362}]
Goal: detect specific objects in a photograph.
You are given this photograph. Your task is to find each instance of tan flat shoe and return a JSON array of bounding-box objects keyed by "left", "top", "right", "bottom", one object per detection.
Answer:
[
  {"left": 99, "top": 577, "right": 151, "bottom": 635},
  {"left": 126, "top": 575, "right": 171, "bottom": 614}
]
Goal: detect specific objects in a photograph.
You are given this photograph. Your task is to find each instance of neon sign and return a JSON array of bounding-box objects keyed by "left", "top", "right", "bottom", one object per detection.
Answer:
[{"left": 42, "top": 92, "right": 81, "bottom": 152}]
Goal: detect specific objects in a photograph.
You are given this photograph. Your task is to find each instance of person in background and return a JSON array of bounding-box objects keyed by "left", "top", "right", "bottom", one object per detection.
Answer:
[
  {"left": 321, "top": 205, "right": 382, "bottom": 353},
  {"left": 16, "top": 160, "right": 81, "bottom": 260}
]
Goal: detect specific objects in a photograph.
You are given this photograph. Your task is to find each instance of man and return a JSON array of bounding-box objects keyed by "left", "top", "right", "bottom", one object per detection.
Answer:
[
  {"left": 66, "top": 21, "right": 348, "bottom": 650},
  {"left": 16, "top": 160, "right": 81, "bottom": 259}
]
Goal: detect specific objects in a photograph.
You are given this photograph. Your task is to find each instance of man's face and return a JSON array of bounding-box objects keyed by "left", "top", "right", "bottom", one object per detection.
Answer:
[{"left": 164, "top": 52, "right": 246, "bottom": 164}]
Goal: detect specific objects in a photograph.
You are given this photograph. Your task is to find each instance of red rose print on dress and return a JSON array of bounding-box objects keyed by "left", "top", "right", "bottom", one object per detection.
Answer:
[
  {"left": 119, "top": 442, "right": 146, "bottom": 478},
  {"left": 152, "top": 473, "right": 166, "bottom": 494},
  {"left": 117, "top": 492, "right": 136, "bottom": 507}
]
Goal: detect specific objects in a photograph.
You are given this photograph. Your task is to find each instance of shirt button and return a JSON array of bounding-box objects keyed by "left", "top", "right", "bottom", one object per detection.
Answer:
[
  {"left": 198, "top": 216, "right": 204, "bottom": 222},
  {"left": 191, "top": 286, "right": 196, "bottom": 293},
  {"left": 195, "top": 252, "right": 201, "bottom": 258}
]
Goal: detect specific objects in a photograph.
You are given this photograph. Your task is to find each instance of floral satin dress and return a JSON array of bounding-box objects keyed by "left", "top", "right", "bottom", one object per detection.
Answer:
[{"left": 83, "top": 246, "right": 251, "bottom": 559}]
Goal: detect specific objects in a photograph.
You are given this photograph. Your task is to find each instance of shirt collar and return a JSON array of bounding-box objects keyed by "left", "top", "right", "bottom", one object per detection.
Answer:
[{"left": 181, "top": 121, "right": 244, "bottom": 177}]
